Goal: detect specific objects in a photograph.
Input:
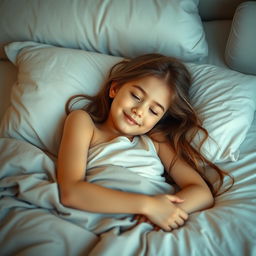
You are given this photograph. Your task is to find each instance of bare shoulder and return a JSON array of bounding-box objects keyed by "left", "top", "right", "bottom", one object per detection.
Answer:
[
  {"left": 58, "top": 110, "right": 95, "bottom": 185},
  {"left": 65, "top": 110, "right": 94, "bottom": 129},
  {"left": 63, "top": 109, "right": 95, "bottom": 143},
  {"left": 67, "top": 109, "right": 93, "bottom": 122}
]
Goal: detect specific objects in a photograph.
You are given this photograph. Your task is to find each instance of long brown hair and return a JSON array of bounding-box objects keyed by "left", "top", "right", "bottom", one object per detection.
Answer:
[{"left": 66, "top": 53, "right": 233, "bottom": 196}]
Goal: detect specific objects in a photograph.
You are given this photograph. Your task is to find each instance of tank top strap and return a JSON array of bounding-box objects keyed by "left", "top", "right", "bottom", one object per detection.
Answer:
[{"left": 140, "top": 135, "right": 158, "bottom": 155}]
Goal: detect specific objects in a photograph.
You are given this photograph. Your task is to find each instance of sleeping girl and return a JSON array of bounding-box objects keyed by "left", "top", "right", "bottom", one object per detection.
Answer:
[{"left": 56, "top": 53, "right": 231, "bottom": 232}]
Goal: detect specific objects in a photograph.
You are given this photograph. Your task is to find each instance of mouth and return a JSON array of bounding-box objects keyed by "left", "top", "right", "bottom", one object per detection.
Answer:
[{"left": 123, "top": 112, "right": 140, "bottom": 126}]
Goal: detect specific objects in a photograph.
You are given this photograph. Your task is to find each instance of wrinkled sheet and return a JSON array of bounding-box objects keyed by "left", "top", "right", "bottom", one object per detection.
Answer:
[{"left": 1, "top": 116, "right": 256, "bottom": 255}]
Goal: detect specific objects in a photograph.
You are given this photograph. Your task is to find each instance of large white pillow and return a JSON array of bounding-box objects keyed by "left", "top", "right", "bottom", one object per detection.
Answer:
[
  {"left": 0, "top": 0, "right": 207, "bottom": 62},
  {"left": 1, "top": 42, "right": 256, "bottom": 163},
  {"left": 225, "top": 1, "right": 256, "bottom": 75},
  {"left": 188, "top": 64, "right": 256, "bottom": 162}
]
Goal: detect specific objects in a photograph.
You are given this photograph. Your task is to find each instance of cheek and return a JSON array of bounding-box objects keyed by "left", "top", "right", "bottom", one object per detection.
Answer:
[
  {"left": 144, "top": 116, "right": 161, "bottom": 128},
  {"left": 112, "top": 97, "right": 125, "bottom": 110},
  {"left": 115, "top": 94, "right": 131, "bottom": 107}
]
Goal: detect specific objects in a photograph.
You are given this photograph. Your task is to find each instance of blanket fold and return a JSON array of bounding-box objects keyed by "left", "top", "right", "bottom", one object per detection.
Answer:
[{"left": 0, "top": 137, "right": 176, "bottom": 255}]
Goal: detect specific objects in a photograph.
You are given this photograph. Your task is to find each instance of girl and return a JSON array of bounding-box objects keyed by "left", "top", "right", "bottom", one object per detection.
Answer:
[{"left": 57, "top": 54, "right": 231, "bottom": 232}]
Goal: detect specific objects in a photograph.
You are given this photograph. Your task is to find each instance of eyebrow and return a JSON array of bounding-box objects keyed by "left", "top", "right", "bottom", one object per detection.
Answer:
[{"left": 132, "top": 85, "right": 166, "bottom": 112}]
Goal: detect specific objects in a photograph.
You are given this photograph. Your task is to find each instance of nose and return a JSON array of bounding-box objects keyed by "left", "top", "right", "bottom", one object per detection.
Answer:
[{"left": 131, "top": 104, "right": 144, "bottom": 117}]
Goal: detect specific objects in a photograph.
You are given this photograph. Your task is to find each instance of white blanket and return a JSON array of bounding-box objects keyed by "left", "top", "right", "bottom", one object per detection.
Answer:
[{"left": 0, "top": 115, "right": 256, "bottom": 255}]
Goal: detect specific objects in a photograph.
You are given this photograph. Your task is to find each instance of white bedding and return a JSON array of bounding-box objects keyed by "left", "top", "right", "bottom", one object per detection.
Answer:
[
  {"left": 0, "top": 18, "right": 256, "bottom": 256},
  {"left": 0, "top": 112, "right": 255, "bottom": 255},
  {"left": 0, "top": 20, "right": 231, "bottom": 124}
]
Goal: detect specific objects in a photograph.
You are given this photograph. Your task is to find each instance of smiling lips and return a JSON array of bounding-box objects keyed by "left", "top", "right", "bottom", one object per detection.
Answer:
[{"left": 123, "top": 112, "right": 141, "bottom": 126}]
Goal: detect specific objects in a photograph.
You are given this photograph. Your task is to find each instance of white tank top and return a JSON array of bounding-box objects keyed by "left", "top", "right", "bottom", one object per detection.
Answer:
[{"left": 87, "top": 135, "right": 165, "bottom": 182}]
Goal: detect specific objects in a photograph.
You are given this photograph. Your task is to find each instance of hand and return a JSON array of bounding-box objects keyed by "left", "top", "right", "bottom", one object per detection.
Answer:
[
  {"left": 134, "top": 195, "right": 186, "bottom": 231},
  {"left": 133, "top": 214, "right": 160, "bottom": 231},
  {"left": 141, "top": 194, "right": 188, "bottom": 232}
]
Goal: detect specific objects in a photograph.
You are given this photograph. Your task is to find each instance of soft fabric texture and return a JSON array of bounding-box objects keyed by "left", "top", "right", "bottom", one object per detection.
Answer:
[
  {"left": 0, "top": 137, "right": 174, "bottom": 254},
  {"left": 1, "top": 42, "right": 123, "bottom": 154},
  {"left": 188, "top": 64, "right": 256, "bottom": 162},
  {"left": 1, "top": 115, "right": 256, "bottom": 254},
  {"left": 1, "top": 41, "right": 256, "bottom": 163},
  {"left": 225, "top": 1, "right": 256, "bottom": 75},
  {"left": 0, "top": 0, "right": 207, "bottom": 62},
  {"left": 87, "top": 135, "right": 167, "bottom": 183}
]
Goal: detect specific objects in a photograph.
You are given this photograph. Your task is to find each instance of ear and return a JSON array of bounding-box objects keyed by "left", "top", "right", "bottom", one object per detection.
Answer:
[{"left": 109, "top": 82, "right": 119, "bottom": 98}]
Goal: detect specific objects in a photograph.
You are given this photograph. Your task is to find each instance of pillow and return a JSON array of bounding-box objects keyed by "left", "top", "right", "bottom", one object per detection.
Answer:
[
  {"left": 1, "top": 41, "right": 256, "bottom": 163},
  {"left": 225, "top": 1, "right": 256, "bottom": 75},
  {"left": 188, "top": 64, "right": 256, "bottom": 162},
  {"left": 0, "top": 0, "right": 207, "bottom": 62},
  {"left": 1, "top": 41, "right": 123, "bottom": 155}
]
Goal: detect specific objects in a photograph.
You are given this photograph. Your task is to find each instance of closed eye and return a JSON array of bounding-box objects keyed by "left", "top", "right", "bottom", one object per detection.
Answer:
[
  {"left": 150, "top": 108, "right": 158, "bottom": 116},
  {"left": 131, "top": 93, "right": 141, "bottom": 101}
]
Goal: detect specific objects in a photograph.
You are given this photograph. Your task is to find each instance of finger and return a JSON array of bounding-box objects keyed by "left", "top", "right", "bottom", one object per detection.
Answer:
[
  {"left": 165, "top": 226, "right": 172, "bottom": 232},
  {"left": 175, "top": 218, "right": 185, "bottom": 226},
  {"left": 180, "top": 211, "right": 189, "bottom": 221},
  {"left": 166, "top": 194, "right": 184, "bottom": 203},
  {"left": 169, "top": 222, "right": 179, "bottom": 229}
]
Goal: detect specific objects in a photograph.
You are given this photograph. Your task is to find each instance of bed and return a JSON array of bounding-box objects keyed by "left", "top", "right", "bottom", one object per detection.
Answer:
[{"left": 0, "top": 0, "right": 256, "bottom": 255}]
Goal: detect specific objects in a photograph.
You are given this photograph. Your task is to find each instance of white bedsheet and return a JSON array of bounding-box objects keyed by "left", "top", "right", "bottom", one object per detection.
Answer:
[{"left": 0, "top": 113, "right": 255, "bottom": 255}]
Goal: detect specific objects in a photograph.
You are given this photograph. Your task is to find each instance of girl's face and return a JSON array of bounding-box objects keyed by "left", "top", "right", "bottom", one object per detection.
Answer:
[{"left": 106, "top": 76, "right": 172, "bottom": 137}]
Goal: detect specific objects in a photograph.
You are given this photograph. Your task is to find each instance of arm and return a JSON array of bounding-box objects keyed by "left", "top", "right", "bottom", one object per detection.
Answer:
[
  {"left": 157, "top": 141, "right": 214, "bottom": 214},
  {"left": 57, "top": 110, "right": 187, "bottom": 231},
  {"left": 57, "top": 109, "right": 148, "bottom": 214}
]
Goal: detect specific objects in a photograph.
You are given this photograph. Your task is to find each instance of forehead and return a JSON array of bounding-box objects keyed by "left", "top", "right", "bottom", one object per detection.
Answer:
[{"left": 127, "top": 76, "right": 173, "bottom": 106}]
